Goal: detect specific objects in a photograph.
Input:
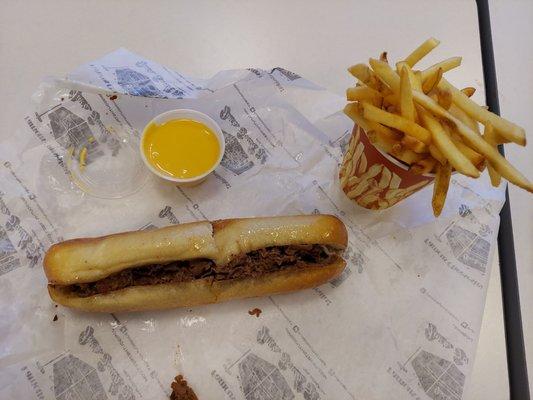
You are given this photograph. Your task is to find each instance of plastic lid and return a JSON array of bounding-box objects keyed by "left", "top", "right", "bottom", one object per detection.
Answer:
[{"left": 66, "top": 125, "right": 149, "bottom": 199}]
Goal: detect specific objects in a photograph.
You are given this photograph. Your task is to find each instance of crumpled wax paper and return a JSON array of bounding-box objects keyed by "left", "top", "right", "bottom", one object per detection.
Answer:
[{"left": 0, "top": 48, "right": 505, "bottom": 400}]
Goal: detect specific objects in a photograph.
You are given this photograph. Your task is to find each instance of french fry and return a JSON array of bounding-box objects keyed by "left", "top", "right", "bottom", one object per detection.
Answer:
[
  {"left": 420, "top": 57, "right": 462, "bottom": 82},
  {"left": 386, "top": 105, "right": 398, "bottom": 114},
  {"left": 484, "top": 130, "right": 509, "bottom": 144},
  {"left": 369, "top": 132, "right": 421, "bottom": 164},
  {"left": 418, "top": 109, "right": 479, "bottom": 177},
  {"left": 411, "top": 157, "right": 436, "bottom": 175},
  {"left": 449, "top": 104, "right": 480, "bottom": 134},
  {"left": 461, "top": 87, "right": 476, "bottom": 98},
  {"left": 343, "top": 105, "right": 420, "bottom": 165},
  {"left": 435, "top": 87, "right": 453, "bottom": 110},
  {"left": 400, "top": 66, "right": 417, "bottom": 121},
  {"left": 344, "top": 103, "right": 401, "bottom": 141},
  {"left": 369, "top": 58, "right": 400, "bottom": 92},
  {"left": 422, "top": 67, "right": 443, "bottom": 94},
  {"left": 348, "top": 65, "right": 382, "bottom": 92},
  {"left": 348, "top": 64, "right": 371, "bottom": 82},
  {"left": 413, "top": 91, "right": 533, "bottom": 191},
  {"left": 432, "top": 162, "right": 452, "bottom": 216},
  {"left": 383, "top": 94, "right": 399, "bottom": 107},
  {"left": 415, "top": 71, "right": 423, "bottom": 88},
  {"left": 403, "top": 37, "right": 440, "bottom": 67},
  {"left": 401, "top": 135, "right": 427, "bottom": 153},
  {"left": 343, "top": 102, "right": 371, "bottom": 131},
  {"left": 483, "top": 124, "right": 502, "bottom": 187},
  {"left": 391, "top": 142, "right": 403, "bottom": 155},
  {"left": 397, "top": 62, "right": 422, "bottom": 92},
  {"left": 362, "top": 102, "right": 431, "bottom": 144},
  {"left": 346, "top": 86, "right": 383, "bottom": 105},
  {"left": 368, "top": 129, "right": 400, "bottom": 151},
  {"left": 429, "top": 144, "right": 446, "bottom": 165},
  {"left": 439, "top": 78, "right": 526, "bottom": 145},
  {"left": 450, "top": 136, "right": 484, "bottom": 166}
]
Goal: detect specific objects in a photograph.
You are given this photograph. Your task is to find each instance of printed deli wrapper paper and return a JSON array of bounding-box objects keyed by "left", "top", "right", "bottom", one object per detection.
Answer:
[
  {"left": 0, "top": 48, "right": 505, "bottom": 400},
  {"left": 340, "top": 127, "right": 434, "bottom": 210}
]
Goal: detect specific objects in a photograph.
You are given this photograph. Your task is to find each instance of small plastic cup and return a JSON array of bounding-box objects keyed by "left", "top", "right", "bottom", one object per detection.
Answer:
[
  {"left": 339, "top": 125, "right": 434, "bottom": 210},
  {"left": 140, "top": 109, "right": 225, "bottom": 187}
]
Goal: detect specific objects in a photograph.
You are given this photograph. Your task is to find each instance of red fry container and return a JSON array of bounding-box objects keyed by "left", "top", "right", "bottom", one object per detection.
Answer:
[{"left": 339, "top": 126, "right": 434, "bottom": 210}]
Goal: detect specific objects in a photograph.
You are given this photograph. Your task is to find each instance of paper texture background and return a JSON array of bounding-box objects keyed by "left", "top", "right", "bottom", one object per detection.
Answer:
[{"left": 0, "top": 49, "right": 505, "bottom": 400}]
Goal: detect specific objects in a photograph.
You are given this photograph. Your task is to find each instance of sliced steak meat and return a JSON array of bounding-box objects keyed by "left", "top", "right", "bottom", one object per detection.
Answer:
[
  {"left": 68, "top": 244, "right": 340, "bottom": 297},
  {"left": 71, "top": 260, "right": 214, "bottom": 297}
]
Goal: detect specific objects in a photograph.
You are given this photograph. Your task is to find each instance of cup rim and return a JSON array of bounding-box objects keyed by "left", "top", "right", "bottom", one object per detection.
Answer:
[
  {"left": 140, "top": 109, "right": 225, "bottom": 183},
  {"left": 357, "top": 125, "right": 436, "bottom": 179}
]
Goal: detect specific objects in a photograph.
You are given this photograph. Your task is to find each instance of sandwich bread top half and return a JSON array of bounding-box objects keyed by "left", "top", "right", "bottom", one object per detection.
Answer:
[{"left": 44, "top": 215, "right": 348, "bottom": 285}]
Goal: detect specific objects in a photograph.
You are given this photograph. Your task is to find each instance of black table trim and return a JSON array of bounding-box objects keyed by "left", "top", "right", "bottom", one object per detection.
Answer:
[{"left": 476, "top": 1, "right": 530, "bottom": 398}]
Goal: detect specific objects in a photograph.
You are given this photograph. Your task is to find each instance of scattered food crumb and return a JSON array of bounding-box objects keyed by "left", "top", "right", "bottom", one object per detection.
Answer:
[
  {"left": 109, "top": 94, "right": 118, "bottom": 100},
  {"left": 54, "top": 304, "right": 58, "bottom": 308},
  {"left": 170, "top": 375, "right": 198, "bottom": 400},
  {"left": 248, "top": 308, "right": 262, "bottom": 318},
  {"left": 53, "top": 315, "right": 58, "bottom": 322},
  {"left": 60, "top": 97, "right": 64, "bottom": 101},
  {"left": 417, "top": 274, "right": 420, "bottom": 278}
]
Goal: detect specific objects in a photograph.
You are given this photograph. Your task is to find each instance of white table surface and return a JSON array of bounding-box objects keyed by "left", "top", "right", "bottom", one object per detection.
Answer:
[{"left": 1, "top": 1, "right": 531, "bottom": 398}]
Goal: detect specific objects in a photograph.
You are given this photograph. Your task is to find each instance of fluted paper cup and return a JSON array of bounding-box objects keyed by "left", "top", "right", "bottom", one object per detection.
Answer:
[{"left": 339, "top": 126, "right": 434, "bottom": 210}]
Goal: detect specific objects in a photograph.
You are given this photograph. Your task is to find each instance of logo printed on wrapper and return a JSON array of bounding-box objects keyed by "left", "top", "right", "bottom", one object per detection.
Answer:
[
  {"left": 425, "top": 323, "right": 469, "bottom": 366},
  {"left": 238, "top": 352, "right": 294, "bottom": 400},
  {"left": 135, "top": 61, "right": 185, "bottom": 98},
  {"left": 211, "top": 370, "right": 237, "bottom": 400},
  {"left": 52, "top": 354, "right": 108, "bottom": 400},
  {"left": 115, "top": 68, "right": 163, "bottom": 98},
  {"left": 0, "top": 226, "right": 21, "bottom": 275},
  {"left": 411, "top": 350, "right": 465, "bottom": 400},
  {"left": 158, "top": 206, "right": 179, "bottom": 225},
  {"left": 78, "top": 326, "right": 136, "bottom": 399},
  {"left": 0, "top": 191, "right": 42, "bottom": 269},
  {"left": 21, "top": 365, "right": 45, "bottom": 400},
  {"left": 270, "top": 68, "right": 301, "bottom": 82},
  {"left": 433, "top": 204, "right": 492, "bottom": 274},
  {"left": 218, "top": 105, "right": 264, "bottom": 174},
  {"left": 219, "top": 105, "right": 268, "bottom": 169},
  {"left": 256, "top": 326, "right": 321, "bottom": 399}
]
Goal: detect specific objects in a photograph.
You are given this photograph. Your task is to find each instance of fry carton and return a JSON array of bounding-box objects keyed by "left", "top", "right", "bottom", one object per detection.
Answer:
[{"left": 339, "top": 126, "right": 434, "bottom": 209}]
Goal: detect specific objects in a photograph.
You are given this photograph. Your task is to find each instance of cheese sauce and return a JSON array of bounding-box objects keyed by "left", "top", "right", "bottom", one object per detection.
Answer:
[{"left": 142, "top": 119, "right": 220, "bottom": 179}]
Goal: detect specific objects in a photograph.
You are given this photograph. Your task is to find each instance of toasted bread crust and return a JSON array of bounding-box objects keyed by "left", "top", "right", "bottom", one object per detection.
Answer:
[
  {"left": 44, "top": 222, "right": 217, "bottom": 285},
  {"left": 212, "top": 214, "right": 347, "bottom": 265}
]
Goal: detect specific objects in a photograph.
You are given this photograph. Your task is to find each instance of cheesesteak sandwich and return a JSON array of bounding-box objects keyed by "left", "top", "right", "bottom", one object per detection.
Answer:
[{"left": 44, "top": 215, "right": 347, "bottom": 312}]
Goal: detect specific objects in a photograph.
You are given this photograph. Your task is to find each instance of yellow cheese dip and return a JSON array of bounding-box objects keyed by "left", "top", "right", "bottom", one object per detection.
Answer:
[{"left": 142, "top": 119, "right": 220, "bottom": 179}]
